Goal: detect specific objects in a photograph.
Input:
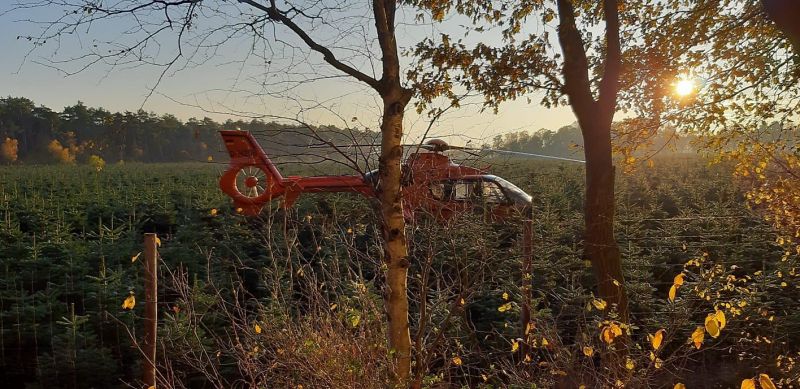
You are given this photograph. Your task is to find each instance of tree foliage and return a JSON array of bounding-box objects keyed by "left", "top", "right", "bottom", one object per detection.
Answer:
[{"left": 631, "top": 0, "right": 800, "bottom": 259}]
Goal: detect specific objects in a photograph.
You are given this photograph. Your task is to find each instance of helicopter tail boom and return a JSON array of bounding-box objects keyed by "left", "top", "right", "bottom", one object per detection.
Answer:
[{"left": 218, "top": 130, "right": 375, "bottom": 215}]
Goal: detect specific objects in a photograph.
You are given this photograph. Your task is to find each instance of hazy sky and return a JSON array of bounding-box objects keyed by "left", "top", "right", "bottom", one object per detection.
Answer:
[{"left": 0, "top": 2, "right": 577, "bottom": 144}]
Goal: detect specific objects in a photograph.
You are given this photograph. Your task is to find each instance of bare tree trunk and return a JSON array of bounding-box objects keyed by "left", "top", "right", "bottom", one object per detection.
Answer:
[
  {"left": 378, "top": 92, "right": 412, "bottom": 381},
  {"left": 374, "top": 1, "right": 414, "bottom": 381}
]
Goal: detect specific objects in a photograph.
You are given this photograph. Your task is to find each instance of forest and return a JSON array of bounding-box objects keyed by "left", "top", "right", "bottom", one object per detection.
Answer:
[
  {"left": 0, "top": 96, "right": 693, "bottom": 166},
  {"left": 0, "top": 97, "right": 380, "bottom": 165}
]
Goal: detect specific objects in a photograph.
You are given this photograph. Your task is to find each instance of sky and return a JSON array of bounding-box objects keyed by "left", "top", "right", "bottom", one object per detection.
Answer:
[{"left": 0, "top": 2, "right": 577, "bottom": 144}]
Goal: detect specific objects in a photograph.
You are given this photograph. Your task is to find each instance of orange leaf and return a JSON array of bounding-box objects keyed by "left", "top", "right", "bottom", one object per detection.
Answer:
[
  {"left": 651, "top": 329, "right": 665, "bottom": 350},
  {"left": 691, "top": 326, "right": 704, "bottom": 349},
  {"left": 121, "top": 294, "right": 136, "bottom": 310},
  {"left": 759, "top": 374, "right": 776, "bottom": 389}
]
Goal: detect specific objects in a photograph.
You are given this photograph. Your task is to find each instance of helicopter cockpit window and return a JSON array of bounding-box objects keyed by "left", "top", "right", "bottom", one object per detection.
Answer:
[{"left": 482, "top": 181, "right": 507, "bottom": 204}]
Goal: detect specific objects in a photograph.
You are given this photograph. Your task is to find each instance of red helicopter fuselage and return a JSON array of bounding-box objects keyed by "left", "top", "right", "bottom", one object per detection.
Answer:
[{"left": 218, "top": 130, "right": 532, "bottom": 220}]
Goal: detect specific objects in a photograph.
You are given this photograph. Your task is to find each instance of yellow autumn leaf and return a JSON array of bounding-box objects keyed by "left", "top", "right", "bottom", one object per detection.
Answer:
[
  {"left": 674, "top": 384, "right": 686, "bottom": 389},
  {"left": 452, "top": 356, "right": 462, "bottom": 366},
  {"left": 715, "top": 309, "right": 727, "bottom": 330},
  {"left": 254, "top": 323, "right": 262, "bottom": 334},
  {"left": 592, "top": 298, "right": 608, "bottom": 310},
  {"left": 612, "top": 323, "right": 623, "bottom": 337},
  {"left": 601, "top": 327, "right": 613, "bottom": 344},
  {"left": 759, "top": 374, "right": 776, "bottom": 389},
  {"left": 647, "top": 159, "right": 655, "bottom": 168},
  {"left": 674, "top": 273, "right": 685, "bottom": 286},
  {"left": 524, "top": 354, "right": 532, "bottom": 363},
  {"left": 740, "top": 378, "right": 755, "bottom": 389},
  {"left": 691, "top": 326, "right": 704, "bottom": 349},
  {"left": 121, "top": 294, "right": 135, "bottom": 310},
  {"left": 541, "top": 337, "right": 549, "bottom": 347},
  {"left": 579, "top": 385, "right": 587, "bottom": 389},
  {"left": 502, "top": 292, "right": 509, "bottom": 300},
  {"left": 583, "top": 346, "right": 594, "bottom": 357},
  {"left": 147, "top": 386, "right": 155, "bottom": 389},
  {"left": 654, "top": 357, "right": 663, "bottom": 369},
  {"left": 652, "top": 329, "right": 665, "bottom": 350},
  {"left": 525, "top": 322, "right": 535, "bottom": 335},
  {"left": 131, "top": 252, "right": 142, "bottom": 263},
  {"left": 498, "top": 302, "right": 512, "bottom": 313},
  {"left": 625, "top": 357, "right": 635, "bottom": 370},
  {"left": 668, "top": 284, "right": 677, "bottom": 302},
  {"left": 349, "top": 313, "right": 361, "bottom": 327},
  {"left": 705, "top": 314, "right": 721, "bottom": 338},
  {"left": 155, "top": 236, "right": 161, "bottom": 247},
  {"left": 210, "top": 208, "right": 218, "bottom": 216},
  {"left": 511, "top": 340, "right": 520, "bottom": 352},
  {"left": 601, "top": 323, "right": 623, "bottom": 344}
]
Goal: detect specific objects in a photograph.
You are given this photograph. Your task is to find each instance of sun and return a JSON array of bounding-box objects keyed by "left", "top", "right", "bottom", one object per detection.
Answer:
[{"left": 674, "top": 78, "right": 695, "bottom": 97}]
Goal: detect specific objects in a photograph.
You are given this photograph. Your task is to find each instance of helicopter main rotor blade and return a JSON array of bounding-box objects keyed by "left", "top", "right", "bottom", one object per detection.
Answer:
[
  {"left": 479, "top": 149, "right": 586, "bottom": 163},
  {"left": 304, "top": 141, "right": 585, "bottom": 163},
  {"left": 306, "top": 143, "right": 425, "bottom": 149}
]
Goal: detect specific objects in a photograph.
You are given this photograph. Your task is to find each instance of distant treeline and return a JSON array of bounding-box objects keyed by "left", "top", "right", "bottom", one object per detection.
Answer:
[
  {"left": 0, "top": 97, "right": 377, "bottom": 164},
  {"left": 487, "top": 124, "right": 698, "bottom": 159},
  {"left": 1, "top": 96, "right": 705, "bottom": 165}
]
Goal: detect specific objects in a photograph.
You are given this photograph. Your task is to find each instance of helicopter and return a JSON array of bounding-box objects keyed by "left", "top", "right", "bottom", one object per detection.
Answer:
[
  {"left": 217, "top": 128, "right": 584, "bottom": 331},
  {"left": 218, "top": 129, "right": 580, "bottom": 220}
]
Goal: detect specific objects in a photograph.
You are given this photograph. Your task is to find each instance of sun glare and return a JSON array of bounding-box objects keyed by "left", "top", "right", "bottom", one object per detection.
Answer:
[{"left": 674, "top": 78, "right": 695, "bottom": 97}]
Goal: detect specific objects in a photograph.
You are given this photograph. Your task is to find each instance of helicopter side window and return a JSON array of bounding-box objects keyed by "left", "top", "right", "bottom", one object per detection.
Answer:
[{"left": 451, "top": 181, "right": 477, "bottom": 201}]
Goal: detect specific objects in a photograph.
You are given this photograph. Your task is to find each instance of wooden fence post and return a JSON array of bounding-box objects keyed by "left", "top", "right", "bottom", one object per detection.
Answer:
[{"left": 143, "top": 233, "right": 158, "bottom": 388}]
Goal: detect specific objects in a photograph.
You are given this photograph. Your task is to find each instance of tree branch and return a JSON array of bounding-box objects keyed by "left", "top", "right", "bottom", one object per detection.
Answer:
[
  {"left": 598, "top": 0, "right": 622, "bottom": 121},
  {"left": 237, "top": 0, "right": 380, "bottom": 90},
  {"left": 372, "top": 0, "right": 410, "bottom": 101},
  {"left": 556, "top": 0, "right": 596, "bottom": 120}
]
